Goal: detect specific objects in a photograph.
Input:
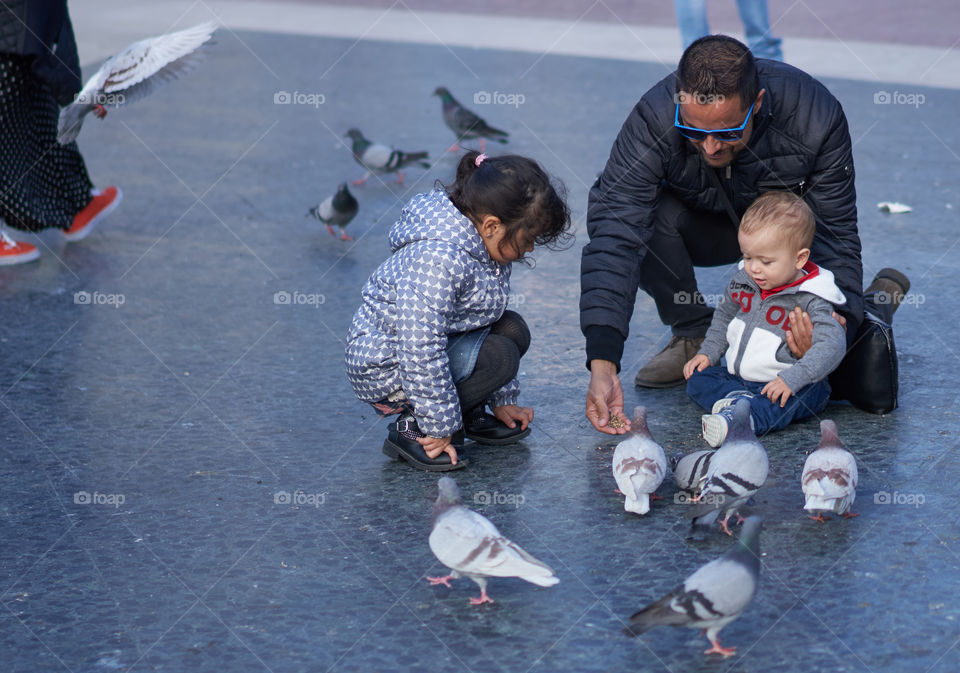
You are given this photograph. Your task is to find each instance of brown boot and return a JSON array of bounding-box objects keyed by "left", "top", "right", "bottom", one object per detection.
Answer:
[
  {"left": 865, "top": 268, "right": 911, "bottom": 316},
  {"left": 634, "top": 336, "right": 705, "bottom": 388}
]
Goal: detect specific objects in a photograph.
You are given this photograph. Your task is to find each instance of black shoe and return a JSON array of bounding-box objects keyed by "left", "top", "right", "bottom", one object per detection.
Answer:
[
  {"left": 463, "top": 411, "right": 530, "bottom": 445},
  {"left": 381, "top": 416, "right": 467, "bottom": 471}
]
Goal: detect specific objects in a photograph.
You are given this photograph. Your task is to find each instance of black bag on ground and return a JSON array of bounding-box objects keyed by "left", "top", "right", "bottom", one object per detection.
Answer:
[{"left": 828, "top": 313, "right": 898, "bottom": 414}]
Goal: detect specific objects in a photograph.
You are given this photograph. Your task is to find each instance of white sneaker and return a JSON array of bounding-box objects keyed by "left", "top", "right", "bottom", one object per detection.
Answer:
[{"left": 710, "top": 391, "right": 755, "bottom": 414}]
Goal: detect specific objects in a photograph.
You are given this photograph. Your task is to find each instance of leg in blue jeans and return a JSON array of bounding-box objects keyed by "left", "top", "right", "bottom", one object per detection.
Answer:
[
  {"left": 735, "top": 0, "right": 783, "bottom": 61},
  {"left": 686, "top": 366, "right": 755, "bottom": 410},
  {"left": 747, "top": 379, "right": 830, "bottom": 436},
  {"left": 688, "top": 366, "right": 830, "bottom": 436},
  {"left": 674, "top": 0, "right": 710, "bottom": 50}
]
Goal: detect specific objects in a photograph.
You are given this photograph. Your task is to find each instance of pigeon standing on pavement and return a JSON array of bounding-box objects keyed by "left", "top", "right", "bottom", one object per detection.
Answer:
[
  {"left": 624, "top": 516, "right": 763, "bottom": 658},
  {"left": 427, "top": 477, "right": 558, "bottom": 605},
  {"left": 686, "top": 399, "right": 769, "bottom": 535},
  {"left": 433, "top": 86, "right": 509, "bottom": 153},
  {"left": 801, "top": 420, "right": 859, "bottom": 522},
  {"left": 308, "top": 183, "right": 358, "bottom": 240},
  {"left": 57, "top": 22, "right": 218, "bottom": 144},
  {"left": 612, "top": 406, "right": 666, "bottom": 515},
  {"left": 345, "top": 129, "right": 429, "bottom": 185},
  {"left": 672, "top": 449, "right": 716, "bottom": 496}
]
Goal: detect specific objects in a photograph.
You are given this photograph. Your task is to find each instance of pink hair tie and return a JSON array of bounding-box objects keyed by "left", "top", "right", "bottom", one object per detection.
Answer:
[{"left": 475, "top": 153, "right": 487, "bottom": 167}]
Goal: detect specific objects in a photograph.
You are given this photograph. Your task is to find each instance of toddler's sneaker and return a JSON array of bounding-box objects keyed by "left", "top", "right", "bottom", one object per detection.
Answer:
[
  {"left": 0, "top": 230, "right": 40, "bottom": 265},
  {"left": 381, "top": 414, "right": 467, "bottom": 471},
  {"left": 64, "top": 186, "right": 122, "bottom": 241},
  {"left": 710, "top": 391, "right": 755, "bottom": 414},
  {"left": 701, "top": 404, "right": 756, "bottom": 448}
]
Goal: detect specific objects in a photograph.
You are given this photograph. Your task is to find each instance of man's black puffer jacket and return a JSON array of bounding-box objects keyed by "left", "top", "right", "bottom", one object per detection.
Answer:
[{"left": 580, "top": 59, "right": 863, "bottom": 368}]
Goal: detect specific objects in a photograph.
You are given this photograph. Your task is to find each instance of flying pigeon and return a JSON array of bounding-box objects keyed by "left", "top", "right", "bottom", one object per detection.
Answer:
[
  {"left": 686, "top": 400, "right": 768, "bottom": 535},
  {"left": 801, "top": 420, "right": 858, "bottom": 522},
  {"left": 57, "top": 22, "right": 217, "bottom": 145},
  {"left": 612, "top": 406, "right": 666, "bottom": 515},
  {"left": 624, "top": 516, "right": 762, "bottom": 658},
  {"left": 308, "top": 183, "right": 358, "bottom": 240},
  {"left": 433, "top": 86, "right": 509, "bottom": 153},
  {"left": 427, "top": 477, "right": 558, "bottom": 605},
  {"left": 345, "top": 129, "right": 429, "bottom": 185},
  {"left": 672, "top": 449, "right": 716, "bottom": 495}
]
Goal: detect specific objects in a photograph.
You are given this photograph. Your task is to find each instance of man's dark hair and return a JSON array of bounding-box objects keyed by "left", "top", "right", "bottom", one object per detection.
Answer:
[{"left": 676, "top": 35, "right": 759, "bottom": 111}]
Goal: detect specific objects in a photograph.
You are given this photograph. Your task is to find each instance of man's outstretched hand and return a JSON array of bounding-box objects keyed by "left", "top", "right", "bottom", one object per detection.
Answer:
[
  {"left": 785, "top": 307, "right": 847, "bottom": 358},
  {"left": 586, "top": 359, "right": 631, "bottom": 435}
]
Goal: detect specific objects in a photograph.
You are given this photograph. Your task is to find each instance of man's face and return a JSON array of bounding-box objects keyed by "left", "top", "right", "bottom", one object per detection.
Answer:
[{"left": 677, "top": 91, "right": 763, "bottom": 168}]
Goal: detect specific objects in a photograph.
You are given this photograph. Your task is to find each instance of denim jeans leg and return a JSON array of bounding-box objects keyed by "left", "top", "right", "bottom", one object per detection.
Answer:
[
  {"left": 748, "top": 379, "right": 831, "bottom": 436},
  {"left": 686, "top": 366, "right": 752, "bottom": 412},
  {"left": 674, "top": 0, "right": 710, "bottom": 50},
  {"left": 735, "top": 0, "right": 783, "bottom": 60}
]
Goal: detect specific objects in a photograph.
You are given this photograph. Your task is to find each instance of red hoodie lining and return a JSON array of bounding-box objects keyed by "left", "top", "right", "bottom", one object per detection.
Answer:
[{"left": 759, "top": 261, "right": 820, "bottom": 301}]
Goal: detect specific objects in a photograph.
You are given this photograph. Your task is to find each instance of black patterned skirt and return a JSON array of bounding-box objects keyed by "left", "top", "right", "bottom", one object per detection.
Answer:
[{"left": 0, "top": 53, "right": 93, "bottom": 232}]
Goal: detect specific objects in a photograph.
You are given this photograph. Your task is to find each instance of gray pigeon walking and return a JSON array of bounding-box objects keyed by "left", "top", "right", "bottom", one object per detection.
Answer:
[
  {"left": 801, "top": 419, "right": 858, "bottom": 522},
  {"left": 433, "top": 86, "right": 509, "bottom": 153},
  {"left": 309, "top": 183, "right": 358, "bottom": 240},
  {"left": 58, "top": 22, "right": 217, "bottom": 144},
  {"left": 427, "top": 477, "right": 558, "bottom": 605},
  {"left": 672, "top": 449, "right": 716, "bottom": 496},
  {"left": 345, "top": 129, "right": 429, "bottom": 185},
  {"left": 612, "top": 407, "right": 666, "bottom": 515},
  {"left": 624, "top": 516, "right": 762, "bottom": 658},
  {"left": 686, "top": 399, "right": 768, "bottom": 535}
]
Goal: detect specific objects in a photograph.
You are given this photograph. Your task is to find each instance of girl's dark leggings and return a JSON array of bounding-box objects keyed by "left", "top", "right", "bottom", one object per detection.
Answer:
[{"left": 455, "top": 310, "right": 530, "bottom": 416}]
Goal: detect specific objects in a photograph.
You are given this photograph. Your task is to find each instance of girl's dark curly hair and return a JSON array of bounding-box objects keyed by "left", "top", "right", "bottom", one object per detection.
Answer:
[{"left": 442, "top": 151, "right": 573, "bottom": 261}]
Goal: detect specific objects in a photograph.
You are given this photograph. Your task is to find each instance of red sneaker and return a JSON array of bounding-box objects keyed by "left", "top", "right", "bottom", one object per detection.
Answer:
[
  {"left": 0, "top": 230, "right": 40, "bottom": 265},
  {"left": 64, "top": 186, "right": 122, "bottom": 241}
]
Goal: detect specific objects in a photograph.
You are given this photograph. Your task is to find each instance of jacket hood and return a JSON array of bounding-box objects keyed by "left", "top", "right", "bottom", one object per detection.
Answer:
[
  {"left": 389, "top": 190, "right": 490, "bottom": 262},
  {"left": 737, "top": 260, "right": 847, "bottom": 305}
]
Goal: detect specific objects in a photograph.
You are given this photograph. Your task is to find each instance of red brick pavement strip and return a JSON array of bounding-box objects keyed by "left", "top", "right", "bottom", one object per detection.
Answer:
[{"left": 268, "top": 0, "right": 958, "bottom": 49}]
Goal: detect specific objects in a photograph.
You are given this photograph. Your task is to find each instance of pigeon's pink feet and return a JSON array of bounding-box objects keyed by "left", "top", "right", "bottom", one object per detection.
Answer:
[
  {"left": 704, "top": 639, "right": 737, "bottom": 657},
  {"left": 427, "top": 575, "right": 454, "bottom": 588},
  {"left": 809, "top": 514, "right": 829, "bottom": 523},
  {"left": 339, "top": 232, "right": 353, "bottom": 241},
  {"left": 351, "top": 173, "right": 369, "bottom": 186},
  {"left": 736, "top": 513, "right": 746, "bottom": 524},
  {"left": 469, "top": 589, "right": 494, "bottom": 606},
  {"left": 325, "top": 224, "right": 336, "bottom": 237},
  {"left": 93, "top": 104, "right": 107, "bottom": 119},
  {"left": 650, "top": 493, "right": 664, "bottom": 501},
  {"left": 446, "top": 143, "right": 460, "bottom": 153},
  {"left": 613, "top": 488, "right": 624, "bottom": 496},
  {"left": 719, "top": 516, "right": 734, "bottom": 536},
  {"left": 841, "top": 511, "right": 860, "bottom": 519},
  {"left": 393, "top": 172, "right": 405, "bottom": 184}
]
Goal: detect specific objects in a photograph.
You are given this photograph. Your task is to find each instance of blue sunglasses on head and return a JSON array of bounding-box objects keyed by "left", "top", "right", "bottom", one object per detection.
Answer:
[{"left": 674, "top": 101, "right": 755, "bottom": 142}]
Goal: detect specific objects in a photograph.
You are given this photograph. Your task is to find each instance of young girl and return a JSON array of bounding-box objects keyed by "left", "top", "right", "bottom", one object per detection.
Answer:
[{"left": 345, "top": 151, "right": 572, "bottom": 471}]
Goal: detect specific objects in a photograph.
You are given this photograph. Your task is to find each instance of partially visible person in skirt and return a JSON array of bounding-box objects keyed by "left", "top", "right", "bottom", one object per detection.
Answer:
[
  {"left": 345, "top": 150, "right": 573, "bottom": 471},
  {"left": 0, "top": 0, "right": 120, "bottom": 265}
]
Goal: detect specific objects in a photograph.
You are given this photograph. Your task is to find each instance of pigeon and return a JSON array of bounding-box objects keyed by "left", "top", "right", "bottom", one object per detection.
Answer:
[
  {"left": 345, "top": 129, "right": 429, "bottom": 185},
  {"left": 801, "top": 420, "right": 858, "bottom": 522},
  {"left": 57, "top": 22, "right": 217, "bottom": 144},
  {"left": 672, "top": 449, "right": 716, "bottom": 495},
  {"left": 433, "top": 86, "right": 509, "bottom": 153},
  {"left": 309, "top": 183, "right": 358, "bottom": 240},
  {"left": 612, "top": 406, "right": 666, "bottom": 515},
  {"left": 686, "top": 399, "right": 768, "bottom": 535},
  {"left": 427, "top": 477, "right": 558, "bottom": 605},
  {"left": 624, "top": 516, "right": 762, "bottom": 658}
]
